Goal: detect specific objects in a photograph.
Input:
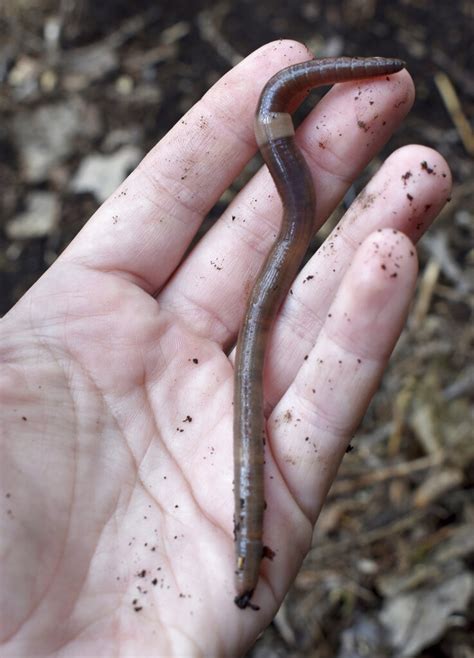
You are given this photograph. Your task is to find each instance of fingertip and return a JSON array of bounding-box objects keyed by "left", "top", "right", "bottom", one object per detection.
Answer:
[
  {"left": 392, "top": 67, "right": 415, "bottom": 114},
  {"left": 361, "top": 228, "right": 419, "bottom": 292},
  {"left": 382, "top": 144, "right": 452, "bottom": 236},
  {"left": 388, "top": 143, "right": 452, "bottom": 194},
  {"left": 243, "top": 39, "right": 313, "bottom": 78},
  {"left": 343, "top": 144, "right": 452, "bottom": 245},
  {"left": 256, "top": 38, "right": 312, "bottom": 58},
  {"left": 329, "top": 227, "right": 418, "bottom": 359}
]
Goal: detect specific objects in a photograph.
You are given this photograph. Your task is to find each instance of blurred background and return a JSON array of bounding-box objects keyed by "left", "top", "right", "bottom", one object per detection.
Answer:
[{"left": 0, "top": 1, "right": 472, "bottom": 656}]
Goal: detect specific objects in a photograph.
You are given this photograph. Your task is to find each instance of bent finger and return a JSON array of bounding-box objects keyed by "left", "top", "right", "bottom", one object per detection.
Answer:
[{"left": 58, "top": 40, "right": 313, "bottom": 291}]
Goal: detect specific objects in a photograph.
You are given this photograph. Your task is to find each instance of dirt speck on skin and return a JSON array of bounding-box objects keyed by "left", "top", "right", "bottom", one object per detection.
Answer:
[
  {"left": 420, "top": 160, "right": 435, "bottom": 174},
  {"left": 355, "top": 189, "right": 377, "bottom": 210}
]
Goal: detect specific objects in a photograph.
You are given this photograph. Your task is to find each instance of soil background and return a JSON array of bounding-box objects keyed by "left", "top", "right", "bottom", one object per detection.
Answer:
[{"left": 1, "top": 1, "right": 473, "bottom": 656}]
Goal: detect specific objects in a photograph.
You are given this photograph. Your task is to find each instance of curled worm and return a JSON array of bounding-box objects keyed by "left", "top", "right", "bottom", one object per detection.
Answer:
[{"left": 233, "top": 56, "right": 405, "bottom": 610}]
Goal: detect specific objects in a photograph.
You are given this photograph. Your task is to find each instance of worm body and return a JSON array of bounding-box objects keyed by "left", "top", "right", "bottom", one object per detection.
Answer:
[{"left": 233, "top": 57, "right": 405, "bottom": 610}]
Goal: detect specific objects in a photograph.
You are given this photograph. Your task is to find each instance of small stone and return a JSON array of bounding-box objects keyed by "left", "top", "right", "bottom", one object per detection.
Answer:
[
  {"left": 70, "top": 146, "right": 142, "bottom": 202},
  {"left": 6, "top": 192, "right": 59, "bottom": 239}
]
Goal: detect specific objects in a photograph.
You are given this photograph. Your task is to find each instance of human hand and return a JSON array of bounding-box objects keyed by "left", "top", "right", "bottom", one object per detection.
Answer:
[{"left": 0, "top": 41, "right": 451, "bottom": 657}]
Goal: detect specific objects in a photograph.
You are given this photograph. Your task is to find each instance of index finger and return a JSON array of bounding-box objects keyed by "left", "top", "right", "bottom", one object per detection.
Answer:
[{"left": 58, "top": 41, "right": 315, "bottom": 292}]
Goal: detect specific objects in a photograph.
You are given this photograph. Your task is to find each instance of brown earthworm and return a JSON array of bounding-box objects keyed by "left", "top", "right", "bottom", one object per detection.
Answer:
[{"left": 233, "top": 56, "right": 406, "bottom": 610}]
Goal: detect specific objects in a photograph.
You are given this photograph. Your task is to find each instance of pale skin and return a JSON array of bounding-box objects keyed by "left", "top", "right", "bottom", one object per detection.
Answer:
[{"left": 0, "top": 40, "right": 451, "bottom": 657}]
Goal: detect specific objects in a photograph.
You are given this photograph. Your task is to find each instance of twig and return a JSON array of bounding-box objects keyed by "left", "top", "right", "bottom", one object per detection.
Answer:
[
  {"left": 421, "top": 231, "right": 471, "bottom": 293},
  {"left": 197, "top": 4, "right": 243, "bottom": 67},
  {"left": 410, "top": 258, "right": 441, "bottom": 330},
  {"left": 310, "top": 510, "right": 426, "bottom": 560},
  {"left": 442, "top": 366, "right": 474, "bottom": 401},
  {"left": 329, "top": 453, "right": 444, "bottom": 497},
  {"left": 434, "top": 71, "right": 474, "bottom": 156}
]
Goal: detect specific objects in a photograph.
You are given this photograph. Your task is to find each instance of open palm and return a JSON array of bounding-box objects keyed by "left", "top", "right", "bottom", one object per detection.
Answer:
[{"left": 1, "top": 41, "right": 451, "bottom": 657}]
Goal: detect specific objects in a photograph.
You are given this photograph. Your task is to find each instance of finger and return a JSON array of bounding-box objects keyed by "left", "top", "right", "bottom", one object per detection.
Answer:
[
  {"left": 160, "top": 68, "right": 414, "bottom": 344},
  {"left": 266, "top": 228, "right": 418, "bottom": 525},
  {"left": 265, "top": 145, "right": 451, "bottom": 406},
  {"left": 58, "top": 40, "right": 314, "bottom": 292}
]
